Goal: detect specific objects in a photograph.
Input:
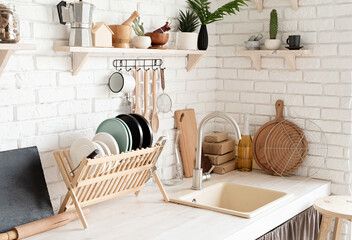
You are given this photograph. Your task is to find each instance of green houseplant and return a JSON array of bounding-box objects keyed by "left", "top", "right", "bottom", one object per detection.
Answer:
[
  {"left": 177, "top": 10, "right": 200, "bottom": 50},
  {"left": 264, "top": 9, "right": 281, "bottom": 50},
  {"left": 132, "top": 17, "right": 151, "bottom": 49},
  {"left": 186, "top": 0, "right": 249, "bottom": 50}
]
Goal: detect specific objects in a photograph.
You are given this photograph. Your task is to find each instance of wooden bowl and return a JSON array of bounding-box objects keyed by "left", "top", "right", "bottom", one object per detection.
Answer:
[
  {"left": 145, "top": 32, "right": 169, "bottom": 49},
  {"left": 109, "top": 25, "right": 132, "bottom": 48}
]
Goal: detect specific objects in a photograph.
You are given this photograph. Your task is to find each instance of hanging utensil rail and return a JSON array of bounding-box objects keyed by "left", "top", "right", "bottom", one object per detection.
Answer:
[{"left": 113, "top": 59, "right": 165, "bottom": 72}]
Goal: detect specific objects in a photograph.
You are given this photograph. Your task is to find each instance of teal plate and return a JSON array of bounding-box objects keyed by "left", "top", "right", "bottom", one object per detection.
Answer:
[
  {"left": 96, "top": 118, "right": 130, "bottom": 153},
  {"left": 115, "top": 118, "right": 133, "bottom": 151}
]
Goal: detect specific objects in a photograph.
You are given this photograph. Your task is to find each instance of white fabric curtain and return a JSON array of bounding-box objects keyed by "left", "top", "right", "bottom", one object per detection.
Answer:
[{"left": 257, "top": 207, "right": 321, "bottom": 240}]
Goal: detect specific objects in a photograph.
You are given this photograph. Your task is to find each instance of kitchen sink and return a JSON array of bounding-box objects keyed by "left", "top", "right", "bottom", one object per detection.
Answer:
[{"left": 170, "top": 182, "right": 293, "bottom": 218}]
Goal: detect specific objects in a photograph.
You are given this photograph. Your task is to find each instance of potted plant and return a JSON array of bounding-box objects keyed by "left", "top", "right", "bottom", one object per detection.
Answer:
[
  {"left": 132, "top": 17, "right": 151, "bottom": 49},
  {"left": 177, "top": 10, "right": 199, "bottom": 50},
  {"left": 264, "top": 9, "right": 281, "bottom": 50},
  {"left": 187, "top": 0, "right": 249, "bottom": 50}
]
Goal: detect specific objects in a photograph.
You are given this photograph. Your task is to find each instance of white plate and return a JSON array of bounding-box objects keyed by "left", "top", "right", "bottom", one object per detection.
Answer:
[
  {"left": 70, "top": 138, "right": 97, "bottom": 173},
  {"left": 93, "top": 142, "right": 106, "bottom": 175},
  {"left": 95, "top": 141, "right": 112, "bottom": 173},
  {"left": 93, "top": 132, "right": 120, "bottom": 170}
]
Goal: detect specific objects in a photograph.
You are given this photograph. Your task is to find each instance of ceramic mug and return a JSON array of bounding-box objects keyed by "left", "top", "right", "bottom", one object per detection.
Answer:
[{"left": 108, "top": 72, "right": 136, "bottom": 94}]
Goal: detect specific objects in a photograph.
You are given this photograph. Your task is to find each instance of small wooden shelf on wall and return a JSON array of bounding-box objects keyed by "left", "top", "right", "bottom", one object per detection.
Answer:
[
  {"left": 0, "top": 44, "right": 36, "bottom": 76},
  {"left": 54, "top": 46, "right": 210, "bottom": 76},
  {"left": 236, "top": 49, "right": 312, "bottom": 72},
  {"left": 254, "top": 0, "right": 299, "bottom": 12}
]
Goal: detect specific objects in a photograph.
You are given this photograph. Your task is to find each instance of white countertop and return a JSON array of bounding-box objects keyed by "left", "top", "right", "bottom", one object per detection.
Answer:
[{"left": 28, "top": 170, "right": 330, "bottom": 240}]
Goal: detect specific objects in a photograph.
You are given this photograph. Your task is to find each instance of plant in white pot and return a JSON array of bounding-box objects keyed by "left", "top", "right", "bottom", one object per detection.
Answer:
[
  {"left": 177, "top": 10, "right": 199, "bottom": 50},
  {"left": 265, "top": 9, "right": 281, "bottom": 50},
  {"left": 132, "top": 17, "right": 151, "bottom": 49}
]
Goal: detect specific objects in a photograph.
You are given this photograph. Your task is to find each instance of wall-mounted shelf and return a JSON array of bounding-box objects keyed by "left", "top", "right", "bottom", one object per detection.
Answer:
[
  {"left": 254, "top": 0, "right": 299, "bottom": 12},
  {"left": 0, "top": 44, "right": 36, "bottom": 76},
  {"left": 236, "top": 49, "right": 312, "bottom": 72},
  {"left": 54, "top": 46, "right": 209, "bottom": 76}
]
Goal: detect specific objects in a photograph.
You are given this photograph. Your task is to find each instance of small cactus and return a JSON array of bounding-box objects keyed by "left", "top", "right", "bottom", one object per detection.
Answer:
[
  {"left": 132, "top": 17, "right": 145, "bottom": 36},
  {"left": 269, "top": 9, "right": 278, "bottom": 39}
]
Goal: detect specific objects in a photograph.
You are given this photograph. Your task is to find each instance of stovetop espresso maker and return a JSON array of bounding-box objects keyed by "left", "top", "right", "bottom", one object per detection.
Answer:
[{"left": 57, "top": 0, "right": 95, "bottom": 47}]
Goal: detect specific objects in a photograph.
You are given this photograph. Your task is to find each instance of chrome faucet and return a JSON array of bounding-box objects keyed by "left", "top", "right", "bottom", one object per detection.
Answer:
[{"left": 192, "top": 112, "right": 242, "bottom": 190}]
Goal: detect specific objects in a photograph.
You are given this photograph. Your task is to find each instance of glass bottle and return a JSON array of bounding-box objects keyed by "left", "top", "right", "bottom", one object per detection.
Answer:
[
  {"left": 160, "top": 129, "right": 183, "bottom": 186},
  {"left": 238, "top": 114, "right": 253, "bottom": 172},
  {"left": 0, "top": 4, "right": 20, "bottom": 43}
]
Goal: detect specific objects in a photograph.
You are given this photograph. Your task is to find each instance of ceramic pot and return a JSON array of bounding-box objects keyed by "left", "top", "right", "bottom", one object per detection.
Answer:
[
  {"left": 244, "top": 41, "right": 260, "bottom": 50},
  {"left": 176, "top": 32, "right": 197, "bottom": 50},
  {"left": 109, "top": 25, "right": 132, "bottom": 48},
  {"left": 264, "top": 39, "right": 281, "bottom": 50},
  {"left": 145, "top": 32, "right": 169, "bottom": 49},
  {"left": 132, "top": 36, "right": 151, "bottom": 49},
  {"left": 198, "top": 25, "right": 208, "bottom": 50}
]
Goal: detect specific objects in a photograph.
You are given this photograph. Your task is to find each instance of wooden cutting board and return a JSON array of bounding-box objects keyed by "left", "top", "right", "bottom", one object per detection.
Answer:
[
  {"left": 175, "top": 109, "right": 197, "bottom": 178},
  {"left": 252, "top": 100, "right": 307, "bottom": 176}
]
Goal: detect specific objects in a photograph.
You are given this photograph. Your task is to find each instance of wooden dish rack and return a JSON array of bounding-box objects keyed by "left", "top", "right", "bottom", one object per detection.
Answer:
[{"left": 54, "top": 137, "right": 169, "bottom": 229}]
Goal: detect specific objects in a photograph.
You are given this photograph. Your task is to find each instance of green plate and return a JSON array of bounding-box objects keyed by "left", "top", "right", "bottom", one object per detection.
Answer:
[
  {"left": 115, "top": 118, "right": 133, "bottom": 151},
  {"left": 96, "top": 118, "right": 130, "bottom": 153}
]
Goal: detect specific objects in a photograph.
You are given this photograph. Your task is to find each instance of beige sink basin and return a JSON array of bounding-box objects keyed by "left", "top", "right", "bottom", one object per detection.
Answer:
[{"left": 170, "top": 182, "right": 292, "bottom": 218}]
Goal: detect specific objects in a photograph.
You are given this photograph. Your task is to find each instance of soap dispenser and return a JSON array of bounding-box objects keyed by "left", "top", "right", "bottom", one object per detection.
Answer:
[{"left": 238, "top": 114, "right": 253, "bottom": 172}]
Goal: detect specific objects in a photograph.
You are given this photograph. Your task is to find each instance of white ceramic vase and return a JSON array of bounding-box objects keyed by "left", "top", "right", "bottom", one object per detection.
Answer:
[
  {"left": 176, "top": 32, "right": 198, "bottom": 50},
  {"left": 132, "top": 36, "right": 151, "bottom": 49},
  {"left": 265, "top": 39, "right": 281, "bottom": 50}
]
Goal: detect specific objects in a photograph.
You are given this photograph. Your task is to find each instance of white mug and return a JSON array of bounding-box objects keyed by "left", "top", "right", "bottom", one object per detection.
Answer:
[{"left": 108, "top": 72, "right": 136, "bottom": 94}]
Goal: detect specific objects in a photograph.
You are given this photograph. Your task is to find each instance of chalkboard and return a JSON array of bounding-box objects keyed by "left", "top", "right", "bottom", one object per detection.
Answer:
[{"left": 0, "top": 147, "right": 53, "bottom": 232}]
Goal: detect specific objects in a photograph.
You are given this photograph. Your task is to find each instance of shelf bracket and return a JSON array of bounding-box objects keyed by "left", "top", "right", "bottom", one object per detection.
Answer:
[
  {"left": 187, "top": 54, "right": 203, "bottom": 72},
  {"left": 72, "top": 52, "right": 90, "bottom": 76},
  {"left": 0, "top": 50, "right": 14, "bottom": 76},
  {"left": 249, "top": 54, "right": 262, "bottom": 71},
  {"left": 284, "top": 54, "right": 296, "bottom": 72},
  {"left": 254, "top": 0, "right": 263, "bottom": 12}
]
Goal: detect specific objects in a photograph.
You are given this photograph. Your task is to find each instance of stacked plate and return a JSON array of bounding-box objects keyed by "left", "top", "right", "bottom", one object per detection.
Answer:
[
  {"left": 70, "top": 132, "right": 120, "bottom": 175},
  {"left": 96, "top": 114, "right": 153, "bottom": 152}
]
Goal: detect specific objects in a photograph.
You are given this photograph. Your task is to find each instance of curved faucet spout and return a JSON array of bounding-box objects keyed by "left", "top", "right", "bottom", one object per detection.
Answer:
[{"left": 192, "top": 111, "right": 242, "bottom": 190}]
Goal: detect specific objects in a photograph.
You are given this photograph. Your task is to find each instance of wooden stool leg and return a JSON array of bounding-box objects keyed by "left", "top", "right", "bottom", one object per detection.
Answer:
[
  {"left": 332, "top": 217, "right": 343, "bottom": 240},
  {"left": 318, "top": 215, "right": 333, "bottom": 240}
]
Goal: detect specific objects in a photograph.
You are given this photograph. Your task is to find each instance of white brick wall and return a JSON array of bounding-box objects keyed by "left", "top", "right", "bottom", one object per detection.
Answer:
[{"left": 1, "top": 0, "right": 217, "bottom": 213}]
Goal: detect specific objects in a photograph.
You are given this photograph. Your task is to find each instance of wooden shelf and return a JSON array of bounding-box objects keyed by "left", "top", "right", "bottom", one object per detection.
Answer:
[
  {"left": 54, "top": 46, "right": 209, "bottom": 76},
  {"left": 254, "top": 0, "right": 299, "bottom": 12},
  {"left": 236, "top": 49, "right": 312, "bottom": 72},
  {"left": 0, "top": 44, "right": 36, "bottom": 76}
]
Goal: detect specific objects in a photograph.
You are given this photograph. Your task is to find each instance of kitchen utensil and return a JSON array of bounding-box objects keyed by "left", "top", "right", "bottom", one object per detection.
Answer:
[
  {"left": 286, "top": 35, "right": 301, "bottom": 49},
  {"left": 92, "top": 141, "right": 107, "bottom": 174},
  {"left": 130, "top": 113, "right": 153, "bottom": 148},
  {"left": 134, "top": 66, "right": 141, "bottom": 114},
  {"left": 160, "top": 129, "right": 183, "bottom": 186},
  {"left": 145, "top": 32, "right": 169, "bottom": 49},
  {"left": 57, "top": 0, "right": 95, "bottom": 47},
  {"left": 0, "top": 147, "right": 53, "bottom": 233},
  {"left": 92, "top": 133, "right": 119, "bottom": 155},
  {"left": 108, "top": 72, "right": 136, "bottom": 94},
  {"left": 157, "top": 68, "right": 172, "bottom": 113},
  {"left": 175, "top": 109, "right": 197, "bottom": 178},
  {"left": 116, "top": 114, "right": 143, "bottom": 150},
  {"left": 96, "top": 118, "right": 130, "bottom": 153},
  {"left": 286, "top": 46, "right": 304, "bottom": 50},
  {"left": 0, "top": 209, "right": 90, "bottom": 240},
  {"left": 253, "top": 100, "right": 308, "bottom": 176},
  {"left": 122, "top": 11, "right": 139, "bottom": 26},
  {"left": 151, "top": 69, "right": 159, "bottom": 133},
  {"left": 110, "top": 25, "right": 132, "bottom": 48},
  {"left": 94, "top": 141, "right": 112, "bottom": 173},
  {"left": 70, "top": 138, "right": 99, "bottom": 171},
  {"left": 143, "top": 70, "right": 150, "bottom": 122}
]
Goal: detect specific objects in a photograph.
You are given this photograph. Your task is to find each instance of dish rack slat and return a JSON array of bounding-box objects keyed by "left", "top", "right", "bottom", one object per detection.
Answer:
[{"left": 54, "top": 137, "right": 169, "bottom": 229}]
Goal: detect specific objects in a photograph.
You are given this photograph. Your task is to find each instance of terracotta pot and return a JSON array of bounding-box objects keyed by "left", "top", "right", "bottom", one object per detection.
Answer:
[
  {"left": 109, "top": 25, "right": 132, "bottom": 48},
  {"left": 145, "top": 32, "right": 169, "bottom": 49}
]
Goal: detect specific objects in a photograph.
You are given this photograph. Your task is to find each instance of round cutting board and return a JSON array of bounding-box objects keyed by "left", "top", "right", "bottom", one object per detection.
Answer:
[{"left": 252, "top": 100, "right": 308, "bottom": 176}]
